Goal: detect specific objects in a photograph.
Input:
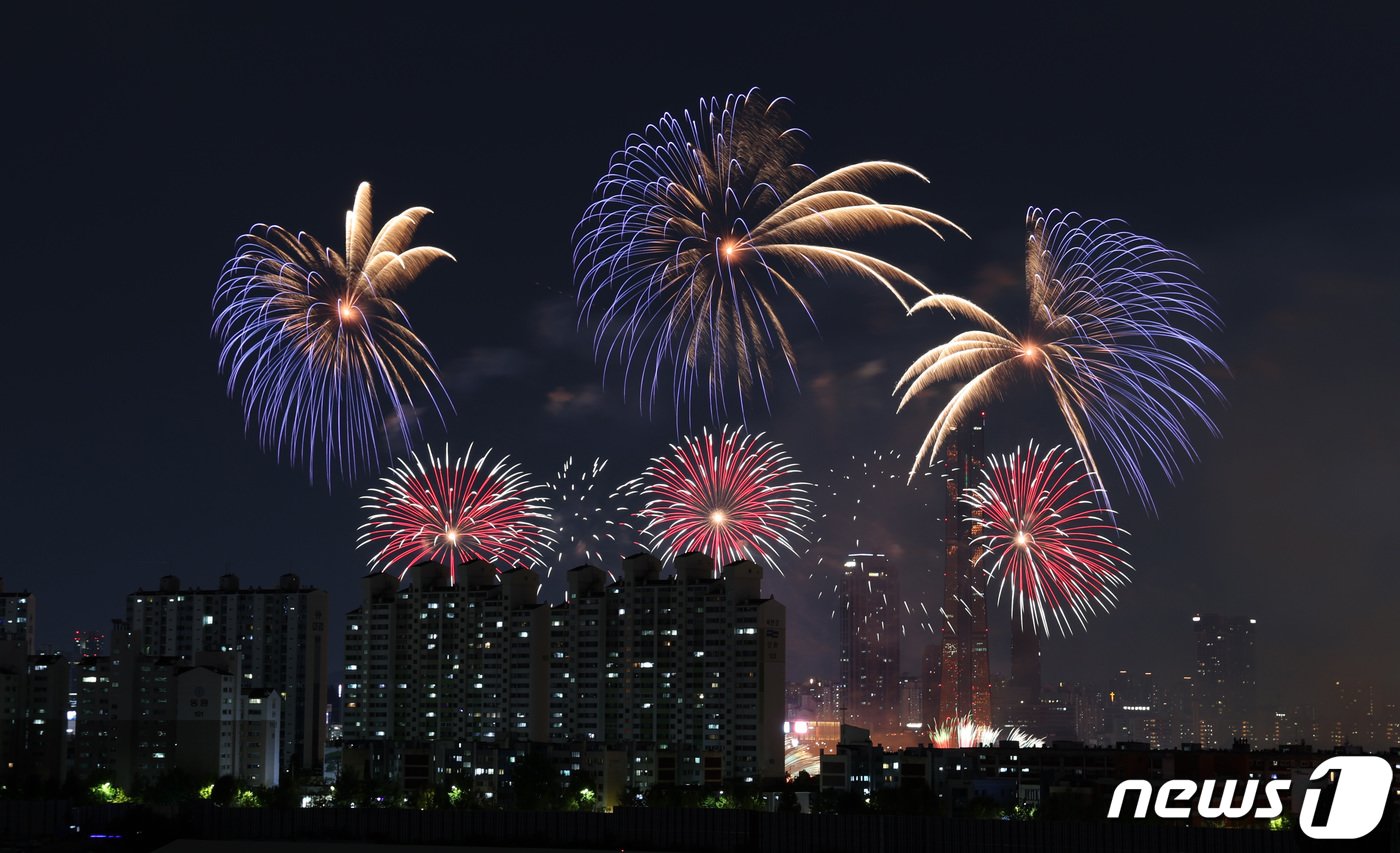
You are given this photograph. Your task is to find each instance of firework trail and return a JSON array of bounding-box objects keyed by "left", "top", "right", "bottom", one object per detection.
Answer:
[
  {"left": 546, "top": 456, "right": 641, "bottom": 576},
  {"left": 635, "top": 426, "right": 814, "bottom": 572},
  {"left": 811, "top": 450, "right": 941, "bottom": 635},
  {"left": 358, "top": 444, "right": 554, "bottom": 583},
  {"left": 213, "top": 182, "right": 454, "bottom": 484},
  {"left": 575, "top": 88, "right": 964, "bottom": 422},
  {"left": 963, "top": 444, "right": 1132, "bottom": 636},
  {"left": 822, "top": 449, "right": 935, "bottom": 528},
  {"left": 896, "top": 208, "right": 1225, "bottom": 511}
]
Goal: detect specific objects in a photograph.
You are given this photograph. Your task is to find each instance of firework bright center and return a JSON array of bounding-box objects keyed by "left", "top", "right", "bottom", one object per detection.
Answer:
[
  {"left": 1014, "top": 531, "right": 1031, "bottom": 548},
  {"left": 339, "top": 304, "right": 357, "bottom": 322},
  {"left": 709, "top": 509, "right": 728, "bottom": 526},
  {"left": 444, "top": 528, "right": 459, "bottom": 544}
]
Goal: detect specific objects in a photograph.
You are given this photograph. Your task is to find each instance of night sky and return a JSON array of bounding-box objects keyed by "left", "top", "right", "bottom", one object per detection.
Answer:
[{"left": 9, "top": 4, "right": 1397, "bottom": 713}]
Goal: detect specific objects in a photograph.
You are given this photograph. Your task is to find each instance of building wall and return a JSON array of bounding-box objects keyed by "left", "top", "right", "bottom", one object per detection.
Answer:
[
  {"left": 74, "top": 656, "right": 118, "bottom": 780},
  {"left": 937, "top": 415, "right": 991, "bottom": 727},
  {"left": 1192, "top": 613, "right": 1258, "bottom": 746},
  {"left": 0, "top": 653, "right": 69, "bottom": 785},
  {"left": 0, "top": 581, "right": 36, "bottom": 657},
  {"left": 173, "top": 662, "right": 238, "bottom": 782},
  {"left": 124, "top": 573, "right": 328, "bottom": 773},
  {"left": 839, "top": 554, "right": 900, "bottom": 735},
  {"left": 346, "top": 553, "right": 787, "bottom": 789},
  {"left": 238, "top": 690, "right": 281, "bottom": 788}
]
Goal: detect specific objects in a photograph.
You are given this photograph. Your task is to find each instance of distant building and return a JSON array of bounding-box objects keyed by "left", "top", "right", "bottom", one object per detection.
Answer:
[
  {"left": 921, "top": 642, "right": 940, "bottom": 729},
  {"left": 77, "top": 646, "right": 281, "bottom": 788},
  {"left": 73, "top": 655, "right": 119, "bottom": 780},
  {"left": 999, "top": 619, "right": 1042, "bottom": 730},
  {"left": 815, "top": 737, "right": 1400, "bottom": 821},
  {"left": 0, "top": 579, "right": 36, "bottom": 657},
  {"left": 1192, "top": 613, "right": 1257, "bottom": 746},
  {"left": 936, "top": 413, "right": 991, "bottom": 726},
  {"left": 343, "top": 553, "right": 786, "bottom": 791},
  {"left": 1037, "top": 682, "right": 1084, "bottom": 742},
  {"left": 123, "top": 573, "right": 328, "bottom": 773},
  {"left": 838, "top": 553, "right": 901, "bottom": 734},
  {"left": 1103, "top": 670, "right": 1165, "bottom": 747},
  {"left": 0, "top": 651, "right": 69, "bottom": 785},
  {"left": 71, "top": 630, "right": 106, "bottom": 660},
  {"left": 786, "top": 677, "right": 838, "bottom": 720}
]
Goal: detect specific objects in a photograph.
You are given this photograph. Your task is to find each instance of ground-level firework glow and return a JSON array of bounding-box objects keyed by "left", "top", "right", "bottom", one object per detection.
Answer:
[
  {"left": 635, "top": 426, "right": 813, "bottom": 572},
  {"left": 928, "top": 715, "right": 1046, "bottom": 749},
  {"left": 358, "top": 444, "right": 555, "bottom": 583},
  {"left": 963, "top": 444, "right": 1132, "bottom": 636}
]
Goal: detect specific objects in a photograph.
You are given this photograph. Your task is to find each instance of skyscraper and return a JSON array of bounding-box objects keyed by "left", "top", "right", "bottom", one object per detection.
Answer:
[
  {"left": 936, "top": 413, "right": 991, "bottom": 726},
  {"left": 1192, "top": 613, "right": 1257, "bottom": 746},
  {"left": 1000, "top": 617, "right": 1042, "bottom": 730},
  {"left": 838, "top": 554, "right": 901, "bottom": 734}
]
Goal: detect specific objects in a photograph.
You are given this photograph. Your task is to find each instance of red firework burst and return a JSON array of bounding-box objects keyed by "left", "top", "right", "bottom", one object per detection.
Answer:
[
  {"left": 359, "top": 444, "right": 555, "bottom": 582},
  {"left": 635, "top": 427, "right": 813, "bottom": 572},
  {"left": 962, "top": 444, "right": 1132, "bottom": 635}
]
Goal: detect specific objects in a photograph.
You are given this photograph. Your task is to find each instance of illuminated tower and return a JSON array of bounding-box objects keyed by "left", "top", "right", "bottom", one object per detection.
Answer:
[
  {"left": 936, "top": 413, "right": 992, "bottom": 726},
  {"left": 838, "top": 554, "right": 901, "bottom": 734}
]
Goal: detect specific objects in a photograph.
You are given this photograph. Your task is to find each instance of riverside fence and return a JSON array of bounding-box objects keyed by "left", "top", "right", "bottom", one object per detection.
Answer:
[{"left": 4, "top": 801, "right": 1396, "bottom": 852}]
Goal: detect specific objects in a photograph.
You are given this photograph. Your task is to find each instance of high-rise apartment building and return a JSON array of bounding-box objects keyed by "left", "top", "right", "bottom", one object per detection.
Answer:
[
  {"left": 124, "top": 573, "right": 328, "bottom": 773},
  {"left": 0, "top": 579, "right": 36, "bottom": 657},
  {"left": 341, "top": 561, "right": 550, "bottom": 787},
  {"left": 73, "top": 654, "right": 119, "bottom": 780},
  {"left": 0, "top": 651, "right": 69, "bottom": 785},
  {"left": 1192, "top": 613, "right": 1257, "bottom": 746},
  {"left": 343, "top": 553, "right": 785, "bottom": 789},
  {"left": 77, "top": 642, "right": 282, "bottom": 789},
  {"left": 838, "top": 554, "right": 901, "bottom": 734},
  {"left": 936, "top": 413, "right": 991, "bottom": 726}
]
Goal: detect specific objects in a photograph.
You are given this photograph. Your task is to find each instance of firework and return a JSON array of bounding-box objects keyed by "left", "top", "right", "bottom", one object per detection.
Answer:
[
  {"left": 822, "top": 449, "right": 934, "bottom": 528},
  {"left": 809, "top": 451, "right": 941, "bottom": 635},
  {"left": 213, "top": 182, "right": 454, "bottom": 484},
  {"left": 928, "top": 715, "right": 1046, "bottom": 749},
  {"left": 546, "top": 456, "right": 641, "bottom": 575},
  {"left": 358, "top": 444, "right": 554, "bottom": 582},
  {"left": 963, "top": 444, "right": 1132, "bottom": 635},
  {"left": 635, "top": 426, "right": 813, "bottom": 571},
  {"left": 575, "top": 88, "right": 964, "bottom": 421},
  {"left": 896, "top": 208, "right": 1225, "bottom": 510}
]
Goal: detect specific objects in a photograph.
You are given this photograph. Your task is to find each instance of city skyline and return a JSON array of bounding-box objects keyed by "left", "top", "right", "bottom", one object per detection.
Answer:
[{"left": 6, "top": 1, "right": 1397, "bottom": 728}]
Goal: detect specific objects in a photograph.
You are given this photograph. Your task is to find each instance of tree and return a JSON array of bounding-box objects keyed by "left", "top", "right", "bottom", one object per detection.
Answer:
[{"left": 508, "top": 752, "right": 563, "bottom": 811}]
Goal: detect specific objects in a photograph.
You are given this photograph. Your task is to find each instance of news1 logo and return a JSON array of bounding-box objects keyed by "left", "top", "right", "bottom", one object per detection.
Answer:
[
  {"left": 1108, "top": 755, "right": 1393, "bottom": 840},
  {"left": 1298, "top": 756, "right": 1393, "bottom": 840}
]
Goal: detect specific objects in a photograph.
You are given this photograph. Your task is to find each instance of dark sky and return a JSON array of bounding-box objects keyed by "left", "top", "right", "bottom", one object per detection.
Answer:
[{"left": 7, "top": 4, "right": 1397, "bottom": 713}]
